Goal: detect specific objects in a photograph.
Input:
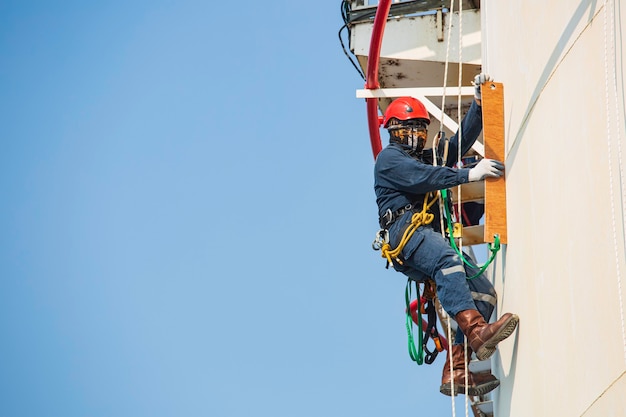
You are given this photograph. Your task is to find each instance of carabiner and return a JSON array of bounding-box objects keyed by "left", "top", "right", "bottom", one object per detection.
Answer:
[
  {"left": 424, "top": 344, "right": 439, "bottom": 364},
  {"left": 372, "top": 229, "right": 389, "bottom": 251}
]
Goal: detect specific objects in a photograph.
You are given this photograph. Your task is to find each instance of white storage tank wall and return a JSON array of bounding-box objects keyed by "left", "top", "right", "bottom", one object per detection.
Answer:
[{"left": 482, "top": 1, "right": 626, "bottom": 416}]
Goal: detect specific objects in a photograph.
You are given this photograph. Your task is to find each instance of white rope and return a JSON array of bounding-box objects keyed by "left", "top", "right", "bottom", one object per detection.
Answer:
[
  {"left": 603, "top": 0, "right": 626, "bottom": 366},
  {"left": 457, "top": 0, "right": 464, "bottom": 177},
  {"left": 456, "top": 0, "right": 465, "bottom": 271},
  {"left": 608, "top": 0, "right": 626, "bottom": 363},
  {"left": 464, "top": 337, "right": 469, "bottom": 417},
  {"left": 445, "top": 310, "right": 456, "bottom": 417},
  {"left": 439, "top": 2, "right": 454, "bottom": 128},
  {"left": 439, "top": 2, "right": 473, "bottom": 416},
  {"left": 433, "top": 4, "right": 458, "bottom": 417},
  {"left": 437, "top": 2, "right": 456, "bottom": 237},
  {"left": 456, "top": 3, "right": 470, "bottom": 416},
  {"left": 611, "top": 1, "right": 626, "bottom": 366},
  {"left": 440, "top": 10, "right": 456, "bottom": 417}
]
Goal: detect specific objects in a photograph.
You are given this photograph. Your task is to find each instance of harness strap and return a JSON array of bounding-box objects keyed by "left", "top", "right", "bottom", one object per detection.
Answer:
[
  {"left": 405, "top": 280, "right": 423, "bottom": 364},
  {"left": 379, "top": 203, "right": 414, "bottom": 229},
  {"left": 380, "top": 192, "right": 439, "bottom": 266},
  {"left": 405, "top": 280, "right": 444, "bottom": 365},
  {"left": 422, "top": 295, "right": 443, "bottom": 364}
]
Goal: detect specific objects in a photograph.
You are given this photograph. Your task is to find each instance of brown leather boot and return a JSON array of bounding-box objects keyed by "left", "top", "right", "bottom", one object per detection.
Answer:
[
  {"left": 440, "top": 345, "right": 500, "bottom": 396},
  {"left": 472, "top": 369, "right": 500, "bottom": 395},
  {"left": 466, "top": 344, "right": 500, "bottom": 395},
  {"left": 455, "top": 309, "right": 519, "bottom": 361}
]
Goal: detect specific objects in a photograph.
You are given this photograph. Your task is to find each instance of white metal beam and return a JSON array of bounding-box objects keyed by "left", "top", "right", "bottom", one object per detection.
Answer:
[
  {"left": 356, "top": 87, "right": 484, "bottom": 156},
  {"left": 356, "top": 86, "right": 474, "bottom": 98}
]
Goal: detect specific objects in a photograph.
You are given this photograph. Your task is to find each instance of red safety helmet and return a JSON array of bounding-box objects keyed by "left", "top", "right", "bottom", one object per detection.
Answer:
[{"left": 383, "top": 97, "right": 430, "bottom": 128}]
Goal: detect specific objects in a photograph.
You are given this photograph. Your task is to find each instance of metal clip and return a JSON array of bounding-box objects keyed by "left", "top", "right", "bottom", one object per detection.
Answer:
[
  {"left": 372, "top": 229, "right": 389, "bottom": 251},
  {"left": 380, "top": 208, "right": 393, "bottom": 228},
  {"left": 452, "top": 222, "right": 462, "bottom": 238}
]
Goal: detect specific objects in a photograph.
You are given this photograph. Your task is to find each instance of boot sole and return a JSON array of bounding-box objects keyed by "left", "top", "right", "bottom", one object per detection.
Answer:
[
  {"left": 475, "top": 314, "right": 519, "bottom": 361},
  {"left": 439, "top": 383, "right": 461, "bottom": 397},
  {"left": 439, "top": 379, "right": 500, "bottom": 397},
  {"left": 470, "top": 379, "right": 500, "bottom": 396}
]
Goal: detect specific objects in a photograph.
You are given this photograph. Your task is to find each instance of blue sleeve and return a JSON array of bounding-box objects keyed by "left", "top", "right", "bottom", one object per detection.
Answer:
[
  {"left": 444, "top": 100, "right": 483, "bottom": 167},
  {"left": 375, "top": 146, "right": 470, "bottom": 195}
]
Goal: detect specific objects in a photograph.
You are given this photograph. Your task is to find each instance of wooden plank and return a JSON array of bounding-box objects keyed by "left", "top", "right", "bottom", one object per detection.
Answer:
[
  {"left": 450, "top": 180, "right": 485, "bottom": 204},
  {"left": 481, "top": 82, "right": 508, "bottom": 244},
  {"left": 458, "top": 225, "right": 485, "bottom": 246}
]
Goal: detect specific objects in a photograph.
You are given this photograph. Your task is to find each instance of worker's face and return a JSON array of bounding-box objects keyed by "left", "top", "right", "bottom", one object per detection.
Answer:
[{"left": 391, "top": 119, "right": 428, "bottom": 154}]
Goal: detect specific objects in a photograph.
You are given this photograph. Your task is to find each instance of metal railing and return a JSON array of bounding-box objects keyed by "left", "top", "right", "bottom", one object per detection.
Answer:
[
  {"left": 346, "top": 0, "right": 449, "bottom": 23},
  {"left": 352, "top": 0, "right": 420, "bottom": 7}
]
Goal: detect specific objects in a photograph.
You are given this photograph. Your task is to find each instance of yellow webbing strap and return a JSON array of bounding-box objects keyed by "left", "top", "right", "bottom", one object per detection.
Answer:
[{"left": 380, "top": 192, "right": 439, "bottom": 265}]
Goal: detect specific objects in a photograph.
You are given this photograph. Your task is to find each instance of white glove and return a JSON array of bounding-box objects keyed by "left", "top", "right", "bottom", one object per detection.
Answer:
[
  {"left": 468, "top": 158, "right": 504, "bottom": 181},
  {"left": 473, "top": 73, "right": 493, "bottom": 101}
]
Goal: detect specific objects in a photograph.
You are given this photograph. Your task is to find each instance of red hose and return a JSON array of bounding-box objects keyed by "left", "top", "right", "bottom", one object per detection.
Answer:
[
  {"left": 408, "top": 299, "right": 449, "bottom": 351},
  {"left": 365, "top": 0, "right": 392, "bottom": 159},
  {"left": 368, "top": 1, "right": 449, "bottom": 353}
]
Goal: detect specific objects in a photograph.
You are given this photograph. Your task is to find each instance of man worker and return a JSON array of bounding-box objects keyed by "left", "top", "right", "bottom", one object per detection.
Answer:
[{"left": 373, "top": 74, "right": 519, "bottom": 396}]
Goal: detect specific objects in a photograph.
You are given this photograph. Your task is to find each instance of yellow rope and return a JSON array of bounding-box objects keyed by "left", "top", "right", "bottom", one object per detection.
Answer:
[{"left": 380, "top": 192, "right": 439, "bottom": 265}]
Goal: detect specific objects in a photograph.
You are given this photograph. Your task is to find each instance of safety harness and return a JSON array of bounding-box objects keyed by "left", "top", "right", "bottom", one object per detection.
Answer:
[
  {"left": 373, "top": 186, "right": 501, "bottom": 365},
  {"left": 372, "top": 191, "right": 439, "bottom": 268}
]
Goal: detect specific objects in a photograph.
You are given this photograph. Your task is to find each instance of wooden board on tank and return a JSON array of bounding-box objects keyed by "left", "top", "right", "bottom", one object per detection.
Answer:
[{"left": 481, "top": 81, "right": 507, "bottom": 244}]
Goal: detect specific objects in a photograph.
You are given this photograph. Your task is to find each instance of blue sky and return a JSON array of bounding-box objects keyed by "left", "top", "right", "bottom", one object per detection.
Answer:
[{"left": 1, "top": 1, "right": 477, "bottom": 416}]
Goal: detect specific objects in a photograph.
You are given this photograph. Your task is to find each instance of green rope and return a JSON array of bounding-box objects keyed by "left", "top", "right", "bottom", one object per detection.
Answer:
[
  {"left": 403, "top": 189, "right": 501, "bottom": 363},
  {"left": 440, "top": 189, "right": 501, "bottom": 279},
  {"left": 405, "top": 280, "right": 423, "bottom": 364}
]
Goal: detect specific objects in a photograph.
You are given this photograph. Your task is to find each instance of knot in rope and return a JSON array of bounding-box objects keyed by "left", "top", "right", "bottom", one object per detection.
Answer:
[{"left": 380, "top": 192, "right": 439, "bottom": 266}]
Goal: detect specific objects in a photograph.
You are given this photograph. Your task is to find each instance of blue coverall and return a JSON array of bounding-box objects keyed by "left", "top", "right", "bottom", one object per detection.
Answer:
[{"left": 374, "top": 100, "right": 496, "bottom": 344}]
